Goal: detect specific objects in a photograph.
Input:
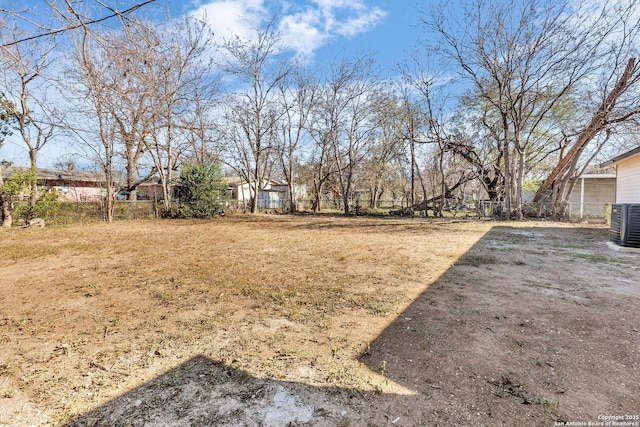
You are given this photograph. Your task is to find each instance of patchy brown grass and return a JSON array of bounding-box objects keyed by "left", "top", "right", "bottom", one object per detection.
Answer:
[
  {"left": 0, "top": 216, "right": 638, "bottom": 426},
  {"left": 1, "top": 216, "right": 479, "bottom": 423}
]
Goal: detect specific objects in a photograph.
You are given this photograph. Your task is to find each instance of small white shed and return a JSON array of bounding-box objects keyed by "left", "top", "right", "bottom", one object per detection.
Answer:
[
  {"left": 567, "top": 173, "right": 616, "bottom": 218},
  {"left": 225, "top": 177, "right": 306, "bottom": 210}
]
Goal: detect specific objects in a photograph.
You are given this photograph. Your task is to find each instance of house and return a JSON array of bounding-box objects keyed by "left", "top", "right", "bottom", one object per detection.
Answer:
[
  {"left": 601, "top": 146, "right": 640, "bottom": 203},
  {"left": 135, "top": 178, "right": 182, "bottom": 201},
  {"left": 2, "top": 167, "right": 108, "bottom": 202},
  {"left": 567, "top": 172, "right": 617, "bottom": 218},
  {"left": 226, "top": 176, "right": 306, "bottom": 210}
]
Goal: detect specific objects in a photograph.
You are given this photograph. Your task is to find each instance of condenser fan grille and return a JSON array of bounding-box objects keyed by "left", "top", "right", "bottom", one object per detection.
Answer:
[{"left": 611, "top": 204, "right": 640, "bottom": 248}]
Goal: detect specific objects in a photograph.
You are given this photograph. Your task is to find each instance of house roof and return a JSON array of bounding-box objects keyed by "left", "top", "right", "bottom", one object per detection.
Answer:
[
  {"left": 601, "top": 146, "right": 640, "bottom": 167},
  {"left": 578, "top": 174, "right": 616, "bottom": 179},
  {"left": 224, "top": 176, "right": 285, "bottom": 186},
  {"left": 137, "top": 177, "right": 182, "bottom": 186},
  {"left": 2, "top": 166, "right": 108, "bottom": 183}
]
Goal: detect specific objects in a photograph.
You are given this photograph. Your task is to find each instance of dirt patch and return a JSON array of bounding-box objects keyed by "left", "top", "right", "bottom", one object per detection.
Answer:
[{"left": 0, "top": 216, "right": 638, "bottom": 426}]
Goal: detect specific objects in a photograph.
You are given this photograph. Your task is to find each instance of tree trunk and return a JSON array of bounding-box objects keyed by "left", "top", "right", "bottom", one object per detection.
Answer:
[
  {"left": 29, "top": 149, "right": 38, "bottom": 209},
  {"left": 312, "top": 176, "right": 321, "bottom": 213},
  {"left": 515, "top": 146, "right": 525, "bottom": 220},
  {"left": 126, "top": 154, "right": 139, "bottom": 212},
  {"left": 288, "top": 181, "right": 296, "bottom": 213},
  {"left": 0, "top": 164, "right": 11, "bottom": 226},
  {"left": 0, "top": 165, "right": 6, "bottom": 227},
  {"left": 414, "top": 162, "right": 429, "bottom": 214},
  {"left": 438, "top": 148, "right": 446, "bottom": 218},
  {"left": 103, "top": 153, "right": 115, "bottom": 222},
  {"left": 409, "top": 115, "right": 416, "bottom": 206},
  {"left": 370, "top": 178, "right": 382, "bottom": 209},
  {"left": 103, "top": 184, "right": 114, "bottom": 222},
  {"left": 502, "top": 113, "right": 512, "bottom": 219},
  {"left": 534, "top": 58, "right": 638, "bottom": 203},
  {"left": 250, "top": 169, "right": 259, "bottom": 214},
  {"left": 287, "top": 154, "right": 296, "bottom": 213},
  {"left": 342, "top": 180, "right": 350, "bottom": 215},
  {"left": 1, "top": 198, "right": 12, "bottom": 227}
]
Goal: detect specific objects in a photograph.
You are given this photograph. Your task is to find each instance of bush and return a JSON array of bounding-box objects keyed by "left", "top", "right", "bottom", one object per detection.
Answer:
[
  {"left": 178, "top": 162, "right": 229, "bottom": 219},
  {"left": 32, "top": 191, "right": 64, "bottom": 223},
  {"left": 14, "top": 190, "right": 66, "bottom": 225},
  {"left": 1, "top": 169, "right": 34, "bottom": 226}
]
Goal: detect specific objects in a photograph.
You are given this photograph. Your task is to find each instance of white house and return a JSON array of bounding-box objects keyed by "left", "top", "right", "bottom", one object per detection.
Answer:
[
  {"left": 225, "top": 177, "right": 306, "bottom": 210},
  {"left": 602, "top": 146, "right": 640, "bottom": 203}
]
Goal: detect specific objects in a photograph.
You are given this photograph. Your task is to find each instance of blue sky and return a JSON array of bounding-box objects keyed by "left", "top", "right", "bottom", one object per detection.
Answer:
[
  {"left": 175, "top": 0, "right": 425, "bottom": 73},
  {"left": 1, "top": 0, "right": 426, "bottom": 71},
  {"left": 0, "top": 0, "right": 426, "bottom": 166}
]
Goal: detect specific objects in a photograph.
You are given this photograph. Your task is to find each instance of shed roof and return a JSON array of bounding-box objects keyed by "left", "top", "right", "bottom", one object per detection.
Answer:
[
  {"left": 578, "top": 174, "right": 616, "bottom": 179},
  {"left": 224, "top": 176, "right": 285, "bottom": 186}
]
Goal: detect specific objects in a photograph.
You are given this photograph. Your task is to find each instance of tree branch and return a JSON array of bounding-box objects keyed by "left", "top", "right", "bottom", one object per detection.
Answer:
[{"left": 1, "top": 1, "right": 156, "bottom": 48}]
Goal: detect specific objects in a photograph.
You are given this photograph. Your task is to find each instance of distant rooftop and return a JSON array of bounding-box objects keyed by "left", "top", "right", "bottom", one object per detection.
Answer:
[{"left": 2, "top": 166, "right": 108, "bottom": 183}]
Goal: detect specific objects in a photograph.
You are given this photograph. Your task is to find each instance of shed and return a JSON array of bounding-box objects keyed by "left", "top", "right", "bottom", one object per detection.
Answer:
[
  {"left": 226, "top": 177, "right": 306, "bottom": 210},
  {"left": 567, "top": 173, "right": 616, "bottom": 218}
]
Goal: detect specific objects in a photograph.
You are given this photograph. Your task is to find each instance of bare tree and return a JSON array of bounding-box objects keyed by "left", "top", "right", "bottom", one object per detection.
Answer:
[
  {"left": 0, "top": 1, "right": 156, "bottom": 48},
  {"left": 395, "top": 90, "right": 431, "bottom": 208},
  {"left": 180, "top": 73, "right": 220, "bottom": 166},
  {"left": 142, "top": 17, "right": 216, "bottom": 213},
  {"left": 64, "top": 9, "right": 121, "bottom": 221},
  {"left": 64, "top": 11, "right": 216, "bottom": 216},
  {"left": 217, "top": 21, "right": 290, "bottom": 213},
  {"left": 0, "top": 93, "right": 20, "bottom": 227},
  {"left": 0, "top": 24, "right": 60, "bottom": 210},
  {"left": 421, "top": 0, "right": 639, "bottom": 218},
  {"left": 307, "top": 109, "right": 338, "bottom": 213},
  {"left": 398, "top": 55, "right": 478, "bottom": 216},
  {"left": 91, "top": 20, "right": 159, "bottom": 203},
  {"left": 533, "top": 58, "right": 640, "bottom": 210},
  {"left": 363, "top": 89, "right": 406, "bottom": 209},
  {"left": 275, "top": 66, "right": 316, "bottom": 212},
  {"left": 1, "top": 1, "right": 160, "bottom": 221},
  {"left": 311, "top": 56, "right": 378, "bottom": 215}
]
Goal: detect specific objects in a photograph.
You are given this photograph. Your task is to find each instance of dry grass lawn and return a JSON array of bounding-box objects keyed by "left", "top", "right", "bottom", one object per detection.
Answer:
[{"left": 0, "top": 215, "right": 638, "bottom": 426}]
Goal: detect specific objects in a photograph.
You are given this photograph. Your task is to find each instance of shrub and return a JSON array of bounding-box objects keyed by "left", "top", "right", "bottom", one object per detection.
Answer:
[
  {"left": 1, "top": 169, "right": 34, "bottom": 226},
  {"left": 178, "top": 162, "right": 229, "bottom": 219},
  {"left": 32, "top": 190, "right": 64, "bottom": 224}
]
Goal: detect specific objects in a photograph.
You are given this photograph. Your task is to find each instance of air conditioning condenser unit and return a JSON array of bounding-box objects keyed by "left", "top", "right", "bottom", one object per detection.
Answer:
[{"left": 610, "top": 204, "right": 640, "bottom": 248}]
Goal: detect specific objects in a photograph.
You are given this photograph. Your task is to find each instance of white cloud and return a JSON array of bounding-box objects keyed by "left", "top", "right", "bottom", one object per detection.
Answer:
[
  {"left": 189, "top": 0, "right": 267, "bottom": 42},
  {"left": 189, "top": 0, "right": 387, "bottom": 58},
  {"left": 314, "top": 0, "right": 364, "bottom": 11},
  {"left": 335, "top": 7, "right": 386, "bottom": 37},
  {"left": 278, "top": 10, "right": 327, "bottom": 57}
]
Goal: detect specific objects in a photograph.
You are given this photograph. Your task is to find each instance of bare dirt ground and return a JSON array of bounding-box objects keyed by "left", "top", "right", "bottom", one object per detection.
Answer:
[{"left": 0, "top": 215, "right": 638, "bottom": 426}]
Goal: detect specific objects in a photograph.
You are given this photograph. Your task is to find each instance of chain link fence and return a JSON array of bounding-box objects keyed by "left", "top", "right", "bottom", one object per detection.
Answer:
[
  {"left": 10, "top": 200, "right": 170, "bottom": 224},
  {"left": 475, "top": 200, "right": 611, "bottom": 222},
  {"left": 7, "top": 198, "right": 612, "bottom": 224}
]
